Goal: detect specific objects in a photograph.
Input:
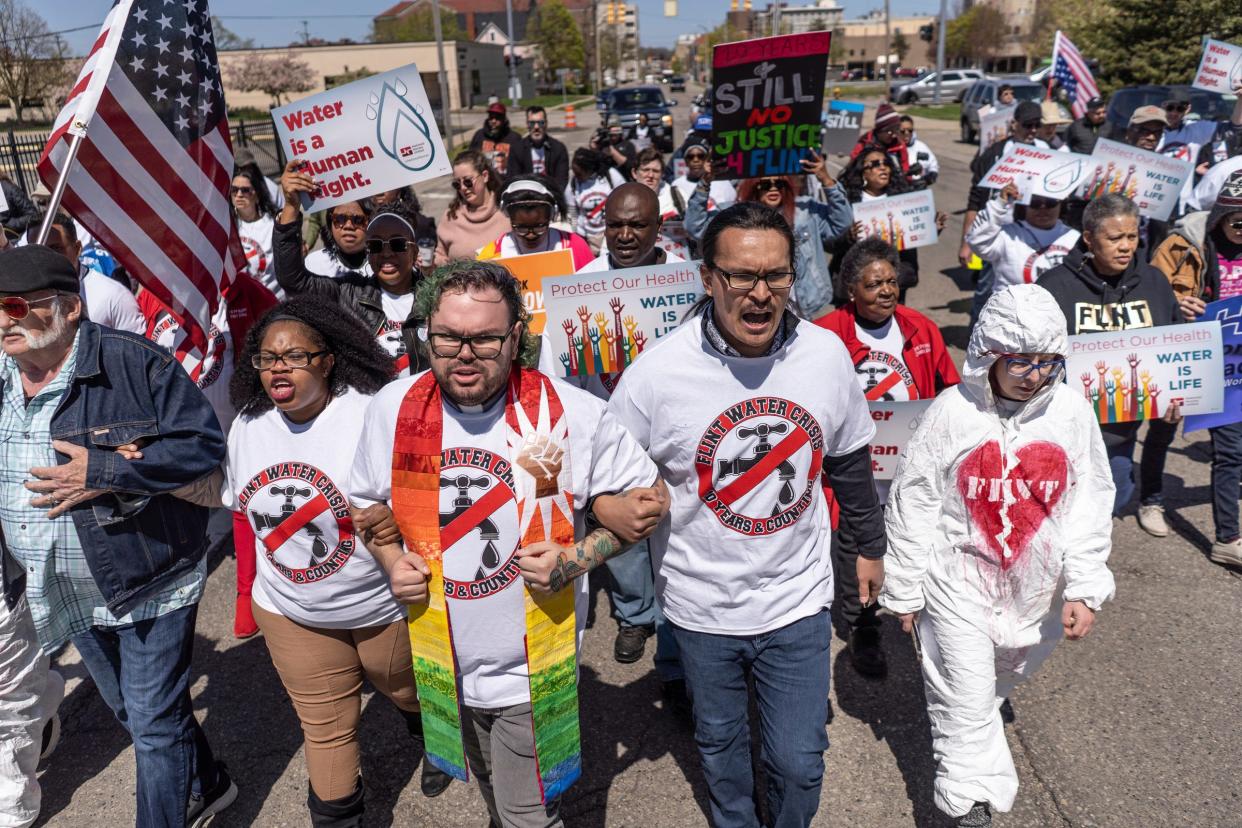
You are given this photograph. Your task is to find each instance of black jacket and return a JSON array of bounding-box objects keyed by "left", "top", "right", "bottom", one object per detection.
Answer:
[
  {"left": 469, "top": 127, "right": 523, "bottom": 178},
  {"left": 507, "top": 135, "right": 569, "bottom": 192},
  {"left": 1067, "top": 116, "right": 1108, "bottom": 154},
  {"left": 1037, "top": 247, "right": 1181, "bottom": 335},
  {"left": 273, "top": 219, "right": 429, "bottom": 372},
  {"left": 1, "top": 180, "right": 40, "bottom": 236}
]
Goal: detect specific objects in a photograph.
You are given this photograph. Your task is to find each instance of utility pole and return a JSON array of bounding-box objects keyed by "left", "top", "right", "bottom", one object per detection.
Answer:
[
  {"left": 431, "top": 0, "right": 455, "bottom": 148},
  {"left": 883, "top": 0, "right": 890, "bottom": 80},
  {"left": 772, "top": 1, "right": 781, "bottom": 36},
  {"left": 933, "top": 0, "right": 946, "bottom": 104},
  {"left": 504, "top": 0, "right": 519, "bottom": 106},
  {"left": 299, "top": 20, "right": 310, "bottom": 46}
]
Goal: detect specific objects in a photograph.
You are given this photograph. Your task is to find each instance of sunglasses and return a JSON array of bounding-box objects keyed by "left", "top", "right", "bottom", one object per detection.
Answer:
[
  {"left": 366, "top": 237, "right": 410, "bottom": 254},
  {"left": 230, "top": 185, "right": 255, "bottom": 196},
  {"left": 451, "top": 176, "right": 477, "bottom": 191},
  {"left": 1019, "top": 120, "right": 1042, "bottom": 130},
  {"left": 685, "top": 151, "right": 709, "bottom": 161},
  {"left": 0, "top": 293, "right": 58, "bottom": 320},
  {"left": 1163, "top": 102, "right": 1189, "bottom": 112},
  {"left": 755, "top": 179, "right": 788, "bottom": 192},
  {"left": 511, "top": 222, "right": 549, "bottom": 234},
  {"left": 1230, "top": 219, "right": 1242, "bottom": 230},
  {"left": 862, "top": 160, "right": 887, "bottom": 171},
  {"left": 527, "top": 119, "right": 547, "bottom": 128},
  {"left": 1029, "top": 198, "right": 1060, "bottom": 209},
  {"left": 331, "top": 213, "right": 368, "bottom": 228}
]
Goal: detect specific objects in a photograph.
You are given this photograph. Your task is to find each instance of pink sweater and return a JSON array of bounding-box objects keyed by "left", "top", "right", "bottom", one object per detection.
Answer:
[{"left": 434, "top": 198, "right": 512, "bottom": 264}]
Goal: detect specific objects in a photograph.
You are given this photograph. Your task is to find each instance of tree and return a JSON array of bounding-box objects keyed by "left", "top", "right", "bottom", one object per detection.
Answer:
[
  {"left": 211, "top": 16, "right": 254, "bottom": 50},
  {"left": 945, "top": 4, "right": 1007, "bottom": 66},
  {"left": 808, "top": 17, "right": 828, "bottom": 32},
  {"left": 599, "top": 29, "right": 621, "bottom": 76},
  {"left": 891, "top": 31, "right": 910, "bottom": 65},
  {"left": 0, "top": 0, "right": 74, "bottom": 122},
  {"left": 527, "top": 0, "right": 586, "bottom": 83},
  {"left": 372, "top": 5, "right": 464, "bottom": 43},
  {"left": 222, "top": 52, "right": 315, "bottom": 107},
  {"left": 1033, "top": 0, "right": 1242, "bottom": 93},
  {"left": 830, "top": 27, "right": 845, "bottom": 65}
]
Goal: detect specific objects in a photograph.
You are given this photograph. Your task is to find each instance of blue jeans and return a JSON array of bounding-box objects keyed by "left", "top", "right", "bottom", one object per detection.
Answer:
[
  {"left": 73, "top": 603, "right": 217, "bottom": 828},
  {"left": 607, "top": 540, "right": 684, "bottom": 681},
  {"left": 671, "top": 609, "right": 831, "bottom": 828},
  {"left": 1210, "top": 421, "right": 1242, "bottom": 542}
]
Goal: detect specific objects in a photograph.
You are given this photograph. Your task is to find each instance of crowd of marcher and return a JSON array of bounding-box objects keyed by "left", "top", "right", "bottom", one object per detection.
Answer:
[{"left": 0, "top": 75, "right": 1240, "bottom": 828}]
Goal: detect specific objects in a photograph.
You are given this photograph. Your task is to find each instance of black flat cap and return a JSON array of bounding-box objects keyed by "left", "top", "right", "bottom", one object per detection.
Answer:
[
  {"left": 1014, "top": 100, "right": 1043, "bottom": 123},
  {"left": 0, "top": 244, "right": 79, "bottom": 295}
]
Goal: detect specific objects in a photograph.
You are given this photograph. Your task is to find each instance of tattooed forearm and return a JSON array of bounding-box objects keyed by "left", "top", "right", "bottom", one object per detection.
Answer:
[{"left": 547, "top": 528, "right": 623, "bottom": 592}]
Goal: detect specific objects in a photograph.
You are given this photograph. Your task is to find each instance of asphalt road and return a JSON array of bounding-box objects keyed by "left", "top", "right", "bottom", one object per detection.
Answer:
[{"left": 32, "top": 91, "right": 1242, "bottom": 827}]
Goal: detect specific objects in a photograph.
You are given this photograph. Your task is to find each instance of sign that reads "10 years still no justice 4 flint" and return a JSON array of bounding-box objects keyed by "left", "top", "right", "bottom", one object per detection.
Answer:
[{"left": 711, "top": 32, "right": 831, "bottom": 181}]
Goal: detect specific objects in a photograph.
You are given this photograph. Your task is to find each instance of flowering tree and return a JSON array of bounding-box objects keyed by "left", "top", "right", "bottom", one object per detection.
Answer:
[{"left": 222, "top": 52, "right": 314, "bottom": 108}]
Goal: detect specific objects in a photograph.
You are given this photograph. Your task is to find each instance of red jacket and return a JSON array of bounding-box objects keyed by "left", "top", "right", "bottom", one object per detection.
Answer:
[{"left": 814, "top": 302, "right": 960, "bottom": 399}]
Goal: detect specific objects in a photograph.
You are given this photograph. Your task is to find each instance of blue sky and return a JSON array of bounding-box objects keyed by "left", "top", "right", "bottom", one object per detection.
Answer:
[{"left": 46, "top": 0, "right": 938, "bottom": 53}]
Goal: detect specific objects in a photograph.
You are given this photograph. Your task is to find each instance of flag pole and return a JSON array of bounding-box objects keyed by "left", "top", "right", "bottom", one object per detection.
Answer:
[{"left": 35, "top": 131, "right": 85, "bottom": 245}]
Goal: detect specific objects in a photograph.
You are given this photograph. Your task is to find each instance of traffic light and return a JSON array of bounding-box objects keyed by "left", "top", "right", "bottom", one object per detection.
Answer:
[
  {"left": 606, "top": 1, "right": 616, "bottom": 24},
  {"left": 919, "top": 23, "right": 934, "bottom": 42}
]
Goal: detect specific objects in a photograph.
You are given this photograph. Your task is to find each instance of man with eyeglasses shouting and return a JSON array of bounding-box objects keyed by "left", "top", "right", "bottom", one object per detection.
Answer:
[
  {"left": 0, "top": 245, "right": 237, "bottom": 826},
  {"left": 607, "top": 202, "right": 885, "bottom": 827},
  {"left": 349, "top": 260, "right": 665, "bottom": 827},
  {"left": 882, "top": 284, "right": 1114, "bottom": 828},
  {"left": 509, "top": 106, "right": 570, "bottom": 194}
]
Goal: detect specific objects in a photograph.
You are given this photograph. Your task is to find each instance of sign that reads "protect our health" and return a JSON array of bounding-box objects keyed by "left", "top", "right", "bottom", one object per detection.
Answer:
[{"left": 711, "top": 32, "right": 831, "bottom": 181}]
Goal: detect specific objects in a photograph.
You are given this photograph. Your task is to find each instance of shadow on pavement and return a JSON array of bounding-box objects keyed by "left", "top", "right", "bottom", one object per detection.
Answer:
[
  {"left": 564, "top": 666, "right": 712, "bottom": 827},
  {"left": 831, "top": 615, "right": 954, "bottom": 828}
]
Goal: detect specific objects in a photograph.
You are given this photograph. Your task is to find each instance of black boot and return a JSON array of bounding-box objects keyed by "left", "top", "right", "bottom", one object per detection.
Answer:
[
  {"left": 402, "top": 709, "right": 454, "bottom": 798},
  {"left": 848, "top": 603, "right": 888, "bottom": 679},
  {"left": 307, "top": 778, "right": 364, "bottom": 828}
]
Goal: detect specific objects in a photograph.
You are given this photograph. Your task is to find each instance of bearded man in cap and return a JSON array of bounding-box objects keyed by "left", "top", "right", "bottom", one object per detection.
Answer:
[
  {"left": 0, "top": 245, "right": 235, "bottom": 827},
  {"left": 471, "top": 101, "right": 523, "bottom": 178}
]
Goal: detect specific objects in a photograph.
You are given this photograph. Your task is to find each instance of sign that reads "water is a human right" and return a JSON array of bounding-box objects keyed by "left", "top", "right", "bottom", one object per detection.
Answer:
[{"left": 711, "top": 32, "right": 831, "bottom": 180}]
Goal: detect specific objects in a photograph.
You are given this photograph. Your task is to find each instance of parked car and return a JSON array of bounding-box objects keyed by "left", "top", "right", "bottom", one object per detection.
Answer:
[
  {"left": 669, "top": 75, "right": 686, "bottom": 92},
  {"left": 893, "top": 67, "right": 922, "bottom": 78},
  {"left": 890, "top": 69, "right": 985, "bottom": 104},
  {"left": 600, "top": 85, "right": 678, "bottom": 151},
  {"left": 840, "top": 68, "right": 865, "bottom": 81},
  {"left": 1104, "top": 84, "right": 1238, "bottom": 138},
  {"left": 959, "top": 77, "right": 1046, "bottom": 143}
]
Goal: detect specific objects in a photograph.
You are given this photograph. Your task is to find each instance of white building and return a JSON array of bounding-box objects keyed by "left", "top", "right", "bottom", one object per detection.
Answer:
[{"left": 760, "top": 0, "right": 843, "bottom": 36}]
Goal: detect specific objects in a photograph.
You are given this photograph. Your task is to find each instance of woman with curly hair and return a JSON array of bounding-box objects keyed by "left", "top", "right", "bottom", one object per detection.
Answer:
[
  {"left": 275, "top": 161, "right": 430, "bottom": 379},
  {"left": 435, "top": 149, "right": 511, "bottom": 264},
  {"left": 833, "top": 143, "right": 947, "bottom": 303},
  {"left": 222, "top": 293, "right": 454, "bottom": 822}
]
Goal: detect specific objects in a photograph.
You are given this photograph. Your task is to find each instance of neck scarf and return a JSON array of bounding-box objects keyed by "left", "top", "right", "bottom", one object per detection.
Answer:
[
  {"left": 700, "top": 299, "right": 797, "bottom": 358},
  {"left": 391, "top": 366, "right": 581, "bottom": 802}
]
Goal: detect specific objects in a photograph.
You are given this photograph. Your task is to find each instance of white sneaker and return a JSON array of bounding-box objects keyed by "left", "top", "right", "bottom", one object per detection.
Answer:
[
  {"left": 39, "top": 668, "right": 65, "bottom": 762},
  {"left": 1210, "top": 538, "right": 1242, "bottom": 568},
  {"left": 1137, "top": 504, "right": 1169, "bottom": 537}
]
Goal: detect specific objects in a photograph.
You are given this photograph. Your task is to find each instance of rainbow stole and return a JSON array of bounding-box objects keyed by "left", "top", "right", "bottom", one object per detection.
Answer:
[{"left": 391, "top": 367, "right": 582, "bottom": 802}]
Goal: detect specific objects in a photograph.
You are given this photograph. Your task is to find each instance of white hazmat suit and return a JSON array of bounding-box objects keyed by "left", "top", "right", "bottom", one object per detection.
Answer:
[{"left": 880, "top": 284, "right": 1116, "bottom": 818}]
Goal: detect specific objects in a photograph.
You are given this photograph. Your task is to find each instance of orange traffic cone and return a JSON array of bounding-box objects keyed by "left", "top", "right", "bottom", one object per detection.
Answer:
[{"left": 565, "top": 104, "right": 576, "bottom": 129}]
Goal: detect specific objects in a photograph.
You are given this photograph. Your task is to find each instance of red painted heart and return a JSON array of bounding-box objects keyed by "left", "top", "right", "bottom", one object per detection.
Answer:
[{"left": 955, "top": 440, "right": 1068, "bottom": 569}]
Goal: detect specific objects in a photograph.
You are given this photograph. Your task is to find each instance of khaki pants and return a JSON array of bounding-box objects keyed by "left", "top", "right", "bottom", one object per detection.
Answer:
[{"left": 254, "top": 605, "right": 418, "bottom": 800}]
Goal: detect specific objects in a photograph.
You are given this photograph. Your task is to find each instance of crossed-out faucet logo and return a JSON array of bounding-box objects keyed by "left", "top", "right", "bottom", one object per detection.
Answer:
[{"left": 367, "top": 77, "right": 436, "bottom": 172}]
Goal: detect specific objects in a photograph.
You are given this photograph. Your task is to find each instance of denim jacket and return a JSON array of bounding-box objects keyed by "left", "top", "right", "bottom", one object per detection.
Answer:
[
  {"left": 1, "top": 321, "right": 225, "bottom": 614},
  {"left": 684, "top": 183, "right": 853, "bottom": 318}
]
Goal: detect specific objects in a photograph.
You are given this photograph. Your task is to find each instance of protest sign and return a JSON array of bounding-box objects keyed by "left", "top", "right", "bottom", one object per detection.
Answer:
[
  {"left": 822, "top": 100, "right": 865, "bottom": 156},
  {"left": 1192, "top": 37, "right": 1242, "bottom": 95},
  {"left": 657, "top": 221, "right": 692, "bottom": 261},
  {"left": 852, "top": 190, "right": 938, "bottom": 251},
  {"left": 1184, "top": 297, "right": 1242, "bottom": 432},
  {"left": 1067, "top": 321, "right": 1224, "bottom": 424},
  {"left": 272, "top": 64, "right": 450, "bottom": 212},
  {"left": 1078, "top": 138, "right": 1193, "bottom": 222},
  {"left": 977, "top": 105, "right": 1014, "bottom": 155},
  {"left": 491, "top": 249, "right": 576, "bottom": 336},
  {"left": 979, "top": 146, "right": 1094, "bottom": 203},
  {"left": 711, "top": 32, "right": 831, "bottom": 180},
  {"left": 869, "top": 400, "right": 933, "bottom": 480},
  {"left": 543, "top": 262, "right": 702, "bottom": 388}
]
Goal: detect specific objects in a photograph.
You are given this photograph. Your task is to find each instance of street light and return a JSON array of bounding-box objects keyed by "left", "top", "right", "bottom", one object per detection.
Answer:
[{"left": 505, "top": 0, "right": 519, "bottom": 106}]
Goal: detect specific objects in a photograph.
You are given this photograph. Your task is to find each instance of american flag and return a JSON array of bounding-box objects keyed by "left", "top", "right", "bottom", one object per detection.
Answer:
[
  {"left": 1052, "top": 30, "right": 1099, "bottom": 119},
  {"left": 38, "top": 0, "right": 238, "bottom": 376}
]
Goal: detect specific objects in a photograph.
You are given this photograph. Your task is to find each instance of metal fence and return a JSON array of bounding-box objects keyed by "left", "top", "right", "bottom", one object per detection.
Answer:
[{"left": 0, "top": 118, "right": 286, "bottom": 197}]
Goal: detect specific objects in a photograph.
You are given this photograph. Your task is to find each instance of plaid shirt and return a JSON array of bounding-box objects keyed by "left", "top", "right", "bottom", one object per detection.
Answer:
[{"left": 0, "top": 331, "right": 203, "bottom": 653}]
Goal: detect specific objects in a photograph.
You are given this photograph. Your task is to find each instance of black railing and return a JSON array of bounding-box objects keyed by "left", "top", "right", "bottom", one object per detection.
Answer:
[{"left": 0, "top": 118, "right": 285, "bottom": 196}]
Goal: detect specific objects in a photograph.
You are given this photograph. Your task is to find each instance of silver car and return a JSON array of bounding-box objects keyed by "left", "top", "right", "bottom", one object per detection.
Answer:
[{"left": 890, "top": 69, "right": 986, "bottom": 104}]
